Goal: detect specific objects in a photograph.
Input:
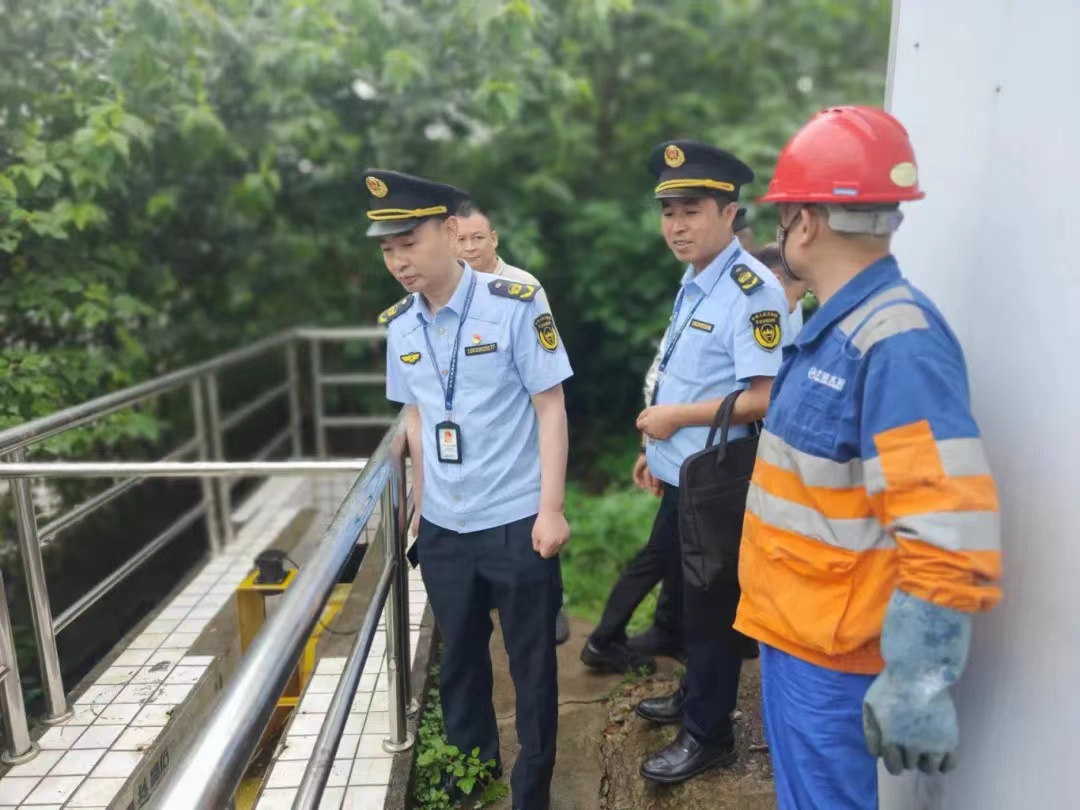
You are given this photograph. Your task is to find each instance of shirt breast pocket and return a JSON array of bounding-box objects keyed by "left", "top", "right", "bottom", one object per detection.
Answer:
[
  {"left": 460, "top": 340, "right": 509, "bottom": 391},
  {"left": 794, "top": 386, "right": 844, "bottom": 455}
]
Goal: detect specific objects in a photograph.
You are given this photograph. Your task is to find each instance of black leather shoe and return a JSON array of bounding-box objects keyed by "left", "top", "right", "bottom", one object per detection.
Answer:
[
  {"left": 580, "top": 639, "right": 656, "bottom": 675},
  {"left": 635, "top": 689, "right": 683, "bottom": 725},
  {"left": 640, "top": 728, "right": 737, "bottom": 784},
  {"left": 626, "top": 626, "right": 683, "bottom": 659},
  {"left": 555, "top": 609, "right": 571, "bottom": 646}
]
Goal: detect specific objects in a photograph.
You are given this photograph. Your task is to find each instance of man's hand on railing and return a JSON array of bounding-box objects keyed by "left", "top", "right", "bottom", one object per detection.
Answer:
[{"left": 532, "top": 509, "right": 570, "bottom": 559}]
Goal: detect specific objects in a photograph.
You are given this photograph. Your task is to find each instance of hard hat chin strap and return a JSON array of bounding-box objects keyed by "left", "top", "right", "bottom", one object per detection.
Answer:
[
  {"left": 825, "top": 205, "right": 904, "bottom": 236},
  {"left": 776, "top": 209, "right": 804, "bottom": 283}
]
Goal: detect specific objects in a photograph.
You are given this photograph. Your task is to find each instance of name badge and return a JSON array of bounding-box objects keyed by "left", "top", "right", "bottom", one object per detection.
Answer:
[{"left": 436, "top": 421, "right": 462, "bottom": 464}]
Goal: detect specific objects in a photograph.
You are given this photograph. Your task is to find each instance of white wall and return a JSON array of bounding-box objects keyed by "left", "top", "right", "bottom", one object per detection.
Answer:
[{"left": 883, "top": 1, "right": 1079, "bottom": 808}]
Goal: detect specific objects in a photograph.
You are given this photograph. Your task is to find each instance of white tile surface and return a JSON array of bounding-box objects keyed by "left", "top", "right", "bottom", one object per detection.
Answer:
[
  {"left": 3, "top": 749, "right": 63, "bottom": 778},
  {"left": 66, "top": 777, "right": 127, "bottom": 807},
  {"left": 341, "top": 786, "right": 387, "bottom": 810},
  {"left": 94, "top": 666, "right": 139, "bottom": 686},
  {"left": 327, "top": 759, "right": 352, "bottom": 788},
  {"left": 306, "top": 675, "right": 340, "bottom": 694},
  {"left": 92, "top": 704, "right": 140, "bottom": 726},
  {"left": 278, "top": 736, "right": 317, "bottom": 761},
  {"left": 315, "top": 658, "right": 346, "bottom": 676},
  {"left": 89, "top": 751, "right": 141, "bottom": 779},
  {"left": 355, "top": 735, "right": 392, "bottom": 759},
  {"left": 114, "top": 682, "right": 162, "bottom": 704},
  {"left": 131, "top": 704, "right": 174, "bottom": 727},
  {"left": 113, "top": 726, "right": 161, "bottom": 751},
  {"left": 130, "top": 666, "right": 172, "bottom": 685},
  {"left": 74, "top": 684, "right": 123, "bottom": 706},
  {"left": 112, "top": 649, "right": 154, "bottom": 667},
  {"left": 350, "top": 692, "right": 371, "bottom": 714},
  {"left": 348, "top": 757, "right": 392, "bottom": 786},
  {"left": 0, "top": 777, "right": 38, "bottom": 804},
  {"left": 161, "top": 632, "right": 199, "bottom": 649},
  {"left": 286, "top": 713, "right": 327, "bottom": 737},
  {"left": 51, "top": 748, "right": 105, "bottom": 776},
  {"left": 300, "top": 692, "right": 333, "bottom": 714},
  {"left": 72, "top": 725, "right": 124, "bottom": 750},
  {"left": 23, "top": 775, "right": 83, "bottom": 805},
  {"left": 362, "top": 712, "right": 389, "bottom": 735},
  {"left": 318, "top": 786, "right": 345, "bottom": 810},
  {"left": 165, "top": 665, "right": 206, "bottom": 685},
  {"left": 37, "top": 725, "right": 87, "bottom": 750},
  {"left": 266, "top": 760, "right": 307, "bottom": 789},
  {"left": 179, "top": 655, "right": 214, "bottom": 666},
  {"left": 152, "top": 683, "right": 195, "bottom": 704},
  {"left": 343, "top": 714, "right": 365, "bottom": 736}
]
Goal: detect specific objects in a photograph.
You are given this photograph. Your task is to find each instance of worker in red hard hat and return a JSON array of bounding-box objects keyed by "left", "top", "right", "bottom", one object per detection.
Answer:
[{"left": 734, "top": 106, "right": 1003, "bottom": 809}]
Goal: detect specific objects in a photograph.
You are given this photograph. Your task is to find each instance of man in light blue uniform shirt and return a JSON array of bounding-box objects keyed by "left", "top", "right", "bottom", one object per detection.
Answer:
[
  {"left": 583, "top": 141, "right": 788, "bottom": 784},
  {"left": 370, "top": 169, "right": 572, "bottom": 810}
]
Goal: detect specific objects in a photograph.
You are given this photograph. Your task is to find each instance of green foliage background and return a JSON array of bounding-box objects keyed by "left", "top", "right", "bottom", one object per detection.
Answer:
[{"left": 1, "top": 0, "right": 890, "bottom": 463}]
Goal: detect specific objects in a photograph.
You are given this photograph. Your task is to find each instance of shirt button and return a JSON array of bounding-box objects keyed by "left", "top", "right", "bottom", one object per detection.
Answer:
[
  {"left": 439, "top": 328, "right": 447, "bottom": 336},
  {"left": 441, "top": 368, "right": 448, "bottom": 376},
  {"left": 454, "top": 495, "right": 462, "bottom": 502},
  {"left": 457, "top": 521, "right": 465, "bottom": 529}
]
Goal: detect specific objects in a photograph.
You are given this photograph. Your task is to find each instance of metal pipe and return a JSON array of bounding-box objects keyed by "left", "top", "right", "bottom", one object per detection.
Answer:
[
  {"left": 294, "top": 327, "right": 387, "bottom": 341},
  {"left": 205, "top": 373, "right": 235, "bottom": 547},
  {"left": 321, "top": 415, "right": 396, "bottom": 429},
  {"left": 37, "top": 435, "right": 201, "bottom": 543},
  {"left": 285, "top": 340, "right": 303, "bottom": 458},
  {"left": 151, "top": 419, "right": 404, "bottom": 810},
  {"left": 383, "top": 459, "right": 414, "bottom": 753},
  {"left": 0, "top": 567, "right": 37, "bottom": 763},
  {"left": 191, "top": 380, "right": 223, "bottom": 555},
  {"left": 0, "top": 332, "right": 294, "bottom": 456},
  {"left": 251, "top": 428, "right": 292, "bottom": 462},
  {"left": 220, "top": 382, "right": 290, "bottom": 433},
  {"left": 318, "top": 372, "right": 386, "bottom": 386},
  {"left": 292, "top": 558, "right": 396, "bottom": 809},
  {"left": 0, "top": 460, "right": 369, "bottom": 479},
  {"left": 310, "top": 339, "right": 326, "bottom": 459},
  {"left": 53, "top": 503, "right": 206, "bottom": 633},
  {"left": 8, "top": 448, "right": 70, "bottom": 722}
]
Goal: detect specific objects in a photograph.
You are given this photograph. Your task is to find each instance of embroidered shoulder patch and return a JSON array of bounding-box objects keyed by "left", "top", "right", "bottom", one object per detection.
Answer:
[
  {"left": 399, "top": 351, "right": 421, "bottom": 364},
  {"left": 689, "top": 319, "right": 714, "bottom": 333},
  {"left": 378, "top": 295, "right": 415, "bottom": 325},
  {"left": 750, "top": 310, "right": 782, "bottom": 351},
  {"left": 534, "top": 313, "right": 560, "bottom": 352},
  {"left": 489, "top": 279, "right": 540, "bottom": 302},
  {"left": 730, "top": 264, "right": 764, "bottom": 295}
]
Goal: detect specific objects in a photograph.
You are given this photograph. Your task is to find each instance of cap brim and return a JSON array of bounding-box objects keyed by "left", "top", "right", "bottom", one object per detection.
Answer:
[
  {"left": 365, "top": 218, "right": 423, "bottom": 238},
  {"left": 655, "top": 188, "right": 713, "bottom": 200}
]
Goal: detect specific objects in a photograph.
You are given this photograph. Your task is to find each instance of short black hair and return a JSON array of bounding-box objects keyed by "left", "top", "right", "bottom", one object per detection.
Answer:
[{"left": 455, "top": 199, "right": 494, "bottom": 229}]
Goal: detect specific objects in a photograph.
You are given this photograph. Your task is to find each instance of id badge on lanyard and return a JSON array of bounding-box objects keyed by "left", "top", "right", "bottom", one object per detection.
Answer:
[{"left": 423, "top": 274, "right": 477, "bottom": 464}]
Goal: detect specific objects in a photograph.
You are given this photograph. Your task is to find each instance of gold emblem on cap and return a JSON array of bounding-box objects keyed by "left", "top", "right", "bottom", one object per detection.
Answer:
[
  {"left": 664, "top": 144, "right": 686, "bottom": 168},
  {"left": 366, "top": 176, "right": 389, "bottom": 198},
  {"left": 889, "top": 161, "right": 918, "bottom": 188}
]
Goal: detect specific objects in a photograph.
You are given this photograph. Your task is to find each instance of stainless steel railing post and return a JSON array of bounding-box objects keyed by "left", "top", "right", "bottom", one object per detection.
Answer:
[
  {"left": 190, "top": 380, "right": 223, "bottom": 555},
  {"left": 204, "top": 373, "right": 235, "bottom": 547},
  {"left": 0, "top": 566, "right": 38, "bottom": 763},
  {"left": 8, "top": 448, "right": 71, "bottom": 723},
  {"left": 309, "top": 338, "right": 326, "bottom": 460},
  {"left": 383, "top": 454, "right": 414, "bottom": 753},
  {"left": 285, "top": 339, "right": 303, "bottom": 458}
]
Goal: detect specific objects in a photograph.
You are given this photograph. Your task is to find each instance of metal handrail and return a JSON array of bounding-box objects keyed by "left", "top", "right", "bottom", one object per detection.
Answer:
[
  {"left": 0, "top": 460, "right": 369, "bottom": 479},
  {"left": 152, "top": 417, "right": 409, "bottom": 809}
]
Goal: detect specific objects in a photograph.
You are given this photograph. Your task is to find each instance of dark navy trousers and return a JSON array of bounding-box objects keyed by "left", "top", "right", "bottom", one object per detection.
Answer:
[{"left": 417, "top": 515, "right": 561, "bottom": 810}]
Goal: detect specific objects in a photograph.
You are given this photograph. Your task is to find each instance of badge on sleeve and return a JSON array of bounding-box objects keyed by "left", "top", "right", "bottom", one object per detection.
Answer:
[
  {"left": 750, "top": 310, "right": 782, "bottom": 351},
  {"left": 730, "top": 264, "right": 764, "bottom": 295},
  {"left": 534, "top": 313, "right": 560, "bottom": 352}
]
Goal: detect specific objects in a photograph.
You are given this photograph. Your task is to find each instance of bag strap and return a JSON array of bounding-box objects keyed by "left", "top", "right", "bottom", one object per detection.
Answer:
[{"left": 704, "top": 390, "right": 763, "bottom": 464}]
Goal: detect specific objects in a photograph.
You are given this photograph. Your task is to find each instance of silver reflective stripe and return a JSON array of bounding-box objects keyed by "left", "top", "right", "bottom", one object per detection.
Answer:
[
  {"left": 864, "top": 437, "right": 993, "bottom": 495},
  {"left": 747, "top": 483, "right": 893, "bottom": 553},
  {"left": 838, "top": 285, "right": 913, "bottom": 335},
  {"left": 850, "top": 303, "right": 929, "bottom": 354},
  {"left": 892, "top": 510, "right": 1001, "bottom": 553},
  {"left": 757, "top": 430, "right": 865, "bottom": 489}
]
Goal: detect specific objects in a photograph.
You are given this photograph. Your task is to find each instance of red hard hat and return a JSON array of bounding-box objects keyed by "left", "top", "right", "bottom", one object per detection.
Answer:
[{"left": 761, "top": 106, "right": 925, "bottom": 204}]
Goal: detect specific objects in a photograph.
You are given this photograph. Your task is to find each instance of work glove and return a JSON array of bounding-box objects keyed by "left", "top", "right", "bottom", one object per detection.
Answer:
[{"left": 862, "top": 589, "right": 972, "bottom": 775}]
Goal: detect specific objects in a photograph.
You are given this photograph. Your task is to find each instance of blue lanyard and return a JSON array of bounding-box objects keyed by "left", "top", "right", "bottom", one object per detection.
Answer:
[
  {"left": 421, "top": 273, "right": 477, "bottom": 419},
  {"left": 657, "top": 248, "right": 742, "bottom": 375}
]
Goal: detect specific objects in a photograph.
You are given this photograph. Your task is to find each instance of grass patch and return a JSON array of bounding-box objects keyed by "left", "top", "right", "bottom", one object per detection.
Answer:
[
  {"left": 413, "top": 665, "right": 508, "bottom": 809},
  {"left": 562, "top": 482, "right": 662, "bottom": 635}
]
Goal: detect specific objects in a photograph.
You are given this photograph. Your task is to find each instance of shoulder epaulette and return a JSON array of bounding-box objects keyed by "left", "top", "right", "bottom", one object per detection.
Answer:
[
  {"left": 488, "top": 278, "right": 540, "bottom": 302},
  {"left": 377, "top": 295, "right": 414, "bottom": 326},
  {"left": 730, "top": 263, "right": 764, "bottom": 295}
]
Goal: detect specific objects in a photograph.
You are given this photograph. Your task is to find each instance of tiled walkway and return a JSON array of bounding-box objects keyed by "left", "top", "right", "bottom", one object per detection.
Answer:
[
  {"left": 0, "top": 478, "right": 306, "bottom": 809},
  {"left": 254, "top": 564, "right": 427, "bottom": 810}
]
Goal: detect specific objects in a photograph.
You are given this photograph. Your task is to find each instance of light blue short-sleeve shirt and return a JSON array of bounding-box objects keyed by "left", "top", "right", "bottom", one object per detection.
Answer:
[
  {"left": 646, "top": 238, "right": 789, "bottom": 487},
  {"left": 384, "top": 263, "right": 573, "bottom": 533}
]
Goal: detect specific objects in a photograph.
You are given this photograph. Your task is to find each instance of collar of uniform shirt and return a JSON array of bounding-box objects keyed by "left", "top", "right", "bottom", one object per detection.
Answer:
[
  {"left": 794, "top": 253, "right": 902, "bottom": 347},
  {"left": 680, "top": 235, "right": 743, "bottom": 293},
  {"left": 418, "top": 260, "right": 474, "bottom": 322}
]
